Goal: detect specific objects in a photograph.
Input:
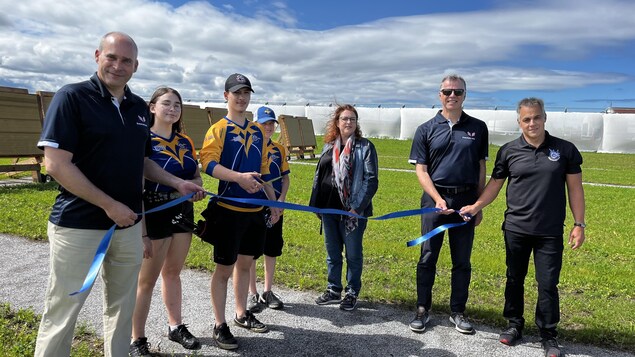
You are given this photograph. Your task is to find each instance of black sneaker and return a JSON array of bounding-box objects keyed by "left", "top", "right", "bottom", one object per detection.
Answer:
[
  {"left": 233, "top": 310, "right": 269, "bottom": 333},
  {"left": 129, "top": 337, "right": 151, "bottom": 357},
  {"left": 409, "top": 306, "right": 430, "bottom": 332},
  {"left": 499, "top": 326, "right": 522, "bottom": 346},
  {"left": 260, "top": 290, "right": 284, "bottom": 310},
  {"left": 449, "top": 312, "right": 475, "bottom": 334},
  {"left": 247, "top": 292, "right": 265, "bottom": 313},
  {"left": 168, "top": 324, "right": 201, "bottom": 350},
  {"left": 541, "top": 337, "right": 562, "bottom": 357},
  {"left": 339, "top": 293, "right": 358, "bottom": 311},
  {"left": 315, "top": 289, "right": 341, "bottom": 305},
  {"left": 213, "top": 322, "right": 238, "bottom": 350}
]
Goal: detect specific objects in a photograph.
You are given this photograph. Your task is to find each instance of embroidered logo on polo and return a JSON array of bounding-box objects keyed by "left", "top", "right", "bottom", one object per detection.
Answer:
[
  {"left": 461, "top": 131, "right": 476, "bottom": 140},
  {"left": 136, "top": 115, "right": 148, "bottom": 127},
  {"left": 548, "top": 149, "right": 561, "bottom": 162}
]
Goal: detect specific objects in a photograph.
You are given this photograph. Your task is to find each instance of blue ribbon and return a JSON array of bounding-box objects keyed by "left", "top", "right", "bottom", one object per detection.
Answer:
[
  {"left": 206, "top": 192, "right": 441, "bottom": 220},
  {"left": 206, "top": 192, "right": 469, "bottom": 247},
  {"left": 405, "top": 221, "right": 468, "bottom": 247},
  {"left": 71, "top": 191, "right": 469, "bottom": 295},
  {"left": 69, "top": 193, "right": 195, "bottom": 296}
]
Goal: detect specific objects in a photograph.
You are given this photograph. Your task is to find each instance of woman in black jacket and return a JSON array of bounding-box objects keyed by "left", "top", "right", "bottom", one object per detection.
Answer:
[{"left": 309, "top": 104, "right": 379, "bottom": 311}]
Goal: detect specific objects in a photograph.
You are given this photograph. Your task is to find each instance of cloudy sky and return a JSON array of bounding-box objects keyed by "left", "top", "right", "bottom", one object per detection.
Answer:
[{"left": 1, "top": 0, "right": 635, "bottom": 111}]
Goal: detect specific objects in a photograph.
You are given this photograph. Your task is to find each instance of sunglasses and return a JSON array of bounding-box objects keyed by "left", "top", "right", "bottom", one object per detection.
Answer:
[{"left": 440, "top": 89, "right": 465, "bottom": 96}]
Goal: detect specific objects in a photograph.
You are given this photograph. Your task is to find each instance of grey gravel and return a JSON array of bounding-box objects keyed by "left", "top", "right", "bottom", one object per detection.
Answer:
[{"left": 1, "top": 233, "right": 632, "bottom": 357}]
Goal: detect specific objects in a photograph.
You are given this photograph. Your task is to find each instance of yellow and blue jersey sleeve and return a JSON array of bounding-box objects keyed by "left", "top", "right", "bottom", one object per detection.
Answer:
[
  {"left": 261, "top": 140, "right": 290, "bottom": 198},
  {"left": 199, "top": 120, "right": 226, "bottom": 176}
]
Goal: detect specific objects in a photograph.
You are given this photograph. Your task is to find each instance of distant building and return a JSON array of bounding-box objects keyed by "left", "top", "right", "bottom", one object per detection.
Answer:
[{"left": 605, "top": 107, "right": 635, "bottom": 114}]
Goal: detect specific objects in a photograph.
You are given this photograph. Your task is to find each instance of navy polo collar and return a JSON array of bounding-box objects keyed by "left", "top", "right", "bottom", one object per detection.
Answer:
[
  {"left": 433, "top": 110, "right": 470, "bottom": 125},
  {"left": 89, "top": 72, "right": 132, "bottom": 100}
]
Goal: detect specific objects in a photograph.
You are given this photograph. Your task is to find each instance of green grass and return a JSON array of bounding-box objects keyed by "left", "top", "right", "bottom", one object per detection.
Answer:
[
  {"left": 0, "top": 303, "right": 103, "bottom": 357},
  {"left": 0, "top": 158, "right": 42, "bottom": 181},
  {"left": 1, "top": 138, "right": 634, "bottom": 353}
]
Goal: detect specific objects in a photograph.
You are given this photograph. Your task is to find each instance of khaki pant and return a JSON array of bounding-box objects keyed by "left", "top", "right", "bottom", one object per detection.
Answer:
[{"left": 35, "top": 222, "right": 142, "bottom": 357}]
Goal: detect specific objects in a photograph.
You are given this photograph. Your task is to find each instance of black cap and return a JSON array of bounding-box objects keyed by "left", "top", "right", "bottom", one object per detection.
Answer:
[{"left": 225, "top": 73, "right": 254, "bottom": 93}]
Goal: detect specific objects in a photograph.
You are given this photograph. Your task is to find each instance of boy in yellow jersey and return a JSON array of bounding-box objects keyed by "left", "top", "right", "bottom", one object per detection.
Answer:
[{"left": 199, "top": 74, "right": 280, "bottom": 350}]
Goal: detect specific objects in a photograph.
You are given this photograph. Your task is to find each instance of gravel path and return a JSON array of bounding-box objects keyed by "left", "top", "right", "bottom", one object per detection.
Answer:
[{"left": 1, "top": 233, "right": 632, "bottom": 357}]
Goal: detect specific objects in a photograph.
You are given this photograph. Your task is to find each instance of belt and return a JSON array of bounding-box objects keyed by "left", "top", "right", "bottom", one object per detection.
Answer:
[
  {"left": 144, "top": 191, "right": 181, "bottom": 203},
  {"left": 435, "top": 185, "right": 475, "bottom": 194}
]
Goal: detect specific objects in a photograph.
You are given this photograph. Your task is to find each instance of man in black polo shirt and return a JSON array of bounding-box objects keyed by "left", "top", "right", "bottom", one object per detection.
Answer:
[
  {"left": 35, "top": 32, "right": 203, "bottom": 357},
  {"left": 460, "top": 97, "right": 586, "bottom": 357},
  {"left": 408, "top": 74, "right": 488, "bottom": 334}
]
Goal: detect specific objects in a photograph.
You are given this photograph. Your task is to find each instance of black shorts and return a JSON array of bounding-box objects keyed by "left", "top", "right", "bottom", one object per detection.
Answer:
[
  {"left": 263, "top": 212, "right": 284, "bottom": 257},
  {"left": 144, "top": 196, "right": 193, "bottom": 240},
  {"left": 206, "top": 201, "right": 266, "bottom": 265}
]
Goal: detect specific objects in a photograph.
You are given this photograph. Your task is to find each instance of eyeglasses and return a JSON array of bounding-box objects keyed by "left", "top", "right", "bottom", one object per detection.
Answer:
[
  {"left": 440, "top": 89, "right": 465, "bottom": 96},
  {"left": 157, "top": 102, "right": 182, "bottom": 110},
  {"left": 339, "top": 117, "right": 357, "bottom": 123}
]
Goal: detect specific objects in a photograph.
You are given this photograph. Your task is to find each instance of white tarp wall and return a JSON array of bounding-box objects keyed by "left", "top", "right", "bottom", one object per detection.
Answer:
[
  {"left": 203, "top": 102, "right": 226, "bottom": 112},
  {"left": 246, "top": 104, "right": 306, "bottom": 119},
  {"left": 354, "top": 107, "right": 401, "bottom": 138},
  {"left": 193, "top": 101, "right": 635, "bottom": 153},
  {"left": 599, "top": 114, "right": 635, "bottom": 153},
  {"left": 305, "top": 106, "right": 335, "bottom": 135},
  {"left": 545, "top": 112, "right": 604, "bottom": 152},
  {"left": 464, "top": 109, "right": 519, "bottom": 146},
  {"left": 399, "top": 108, "right": 440, "bottom": 139}
]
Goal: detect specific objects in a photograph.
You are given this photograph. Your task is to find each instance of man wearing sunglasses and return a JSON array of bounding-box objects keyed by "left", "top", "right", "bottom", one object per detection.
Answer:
[{"left": 408, "top": 74, "right": 489, "bottom": 335}]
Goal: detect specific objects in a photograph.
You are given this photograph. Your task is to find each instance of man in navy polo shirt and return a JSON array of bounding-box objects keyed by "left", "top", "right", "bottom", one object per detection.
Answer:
[
  {"left": 35, "top": 32, "right": 203, "bottom": 357},
  {"left": 408, "top": 74, "right": 489, "bottom": 334},
  {"left": 460, "top": 97, "right": 586, "bottom": 357}
]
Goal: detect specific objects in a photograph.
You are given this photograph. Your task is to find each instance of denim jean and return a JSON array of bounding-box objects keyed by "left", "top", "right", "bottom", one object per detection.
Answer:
[{"left": 322, "top": 214, "right": 368, "bottom": 297}]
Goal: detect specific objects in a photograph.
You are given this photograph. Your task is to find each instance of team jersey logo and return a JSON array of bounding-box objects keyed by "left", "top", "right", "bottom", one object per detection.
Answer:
[
  {"left": 548, "top": 148, "right": 561, "bottom": 162},
  {"left": 462, "top": 131, "right": 476, "bottom": 140},
  {"left": 153, "top": 136, "right": 189, "bottom": 167},
  {"left": 229, "top": 124, "right": 261, "bottom": 156},
  {"left": 268, "top": 153, "right": 280, "bottom": 170}
]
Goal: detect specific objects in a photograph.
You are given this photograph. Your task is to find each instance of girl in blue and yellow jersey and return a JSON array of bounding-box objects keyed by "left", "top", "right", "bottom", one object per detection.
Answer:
[{"left": 130, "top": 87, "right": 203, "bottom": 355}]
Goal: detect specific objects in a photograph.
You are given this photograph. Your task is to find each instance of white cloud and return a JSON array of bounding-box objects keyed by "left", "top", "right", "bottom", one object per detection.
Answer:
[{"left": 0, "top": 0, "right": 634, "bottom": 108}]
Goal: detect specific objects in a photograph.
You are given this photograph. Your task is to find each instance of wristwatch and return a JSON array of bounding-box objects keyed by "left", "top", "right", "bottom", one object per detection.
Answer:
[{"left": 573, "top": 222, "right": 586, "bottom": 228}]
